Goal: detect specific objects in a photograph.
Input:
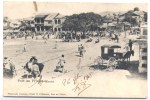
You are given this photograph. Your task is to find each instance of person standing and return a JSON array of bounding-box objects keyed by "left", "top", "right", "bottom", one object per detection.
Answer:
[
  {"left": 129, "top": 39, "right": 133, "bottom": 51},
  {"left": 3, "top": 57, "right": 17, "bottom": 76},
  {"left": 79, "top": 44, "right": 84, "bottom": 57},
  {"left": 47, "top": 33, "right": 49, "bottom": 39},
  {"left": 3, "top": 57, "right": 9, "bottom": 72},
  {"left": 44, "top": 38, "right": 47, "bottom": 44},
  {"left": 25, "top": 32, "right": 27, "bottom": 40},
  {"left": 23, "top": 44, "right": 27, "bottom": 52},
  {"left": 55, "top": 55, "right": 66, "bottom": 73},
  {"left": 115, "top": 34, "right": 119, "bottom": 43}
]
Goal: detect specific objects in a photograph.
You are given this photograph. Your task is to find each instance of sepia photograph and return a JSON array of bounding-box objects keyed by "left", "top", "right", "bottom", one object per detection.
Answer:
[{"left": 3, "top": 1, "right": 148, "bottom": 98}]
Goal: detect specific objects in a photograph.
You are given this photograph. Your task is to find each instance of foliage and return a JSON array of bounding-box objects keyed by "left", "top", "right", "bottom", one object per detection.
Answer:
[
  {"left": 62, "top": 12, "right": 102, "bottom": 32},
  {"left": 134, "top": 7, "right": 140, "bottom": 11}
]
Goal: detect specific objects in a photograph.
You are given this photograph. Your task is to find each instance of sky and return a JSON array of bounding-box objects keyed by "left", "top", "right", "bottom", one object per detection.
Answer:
[{"left": 3, "top": 2, "right": 148, "bottom": 20}]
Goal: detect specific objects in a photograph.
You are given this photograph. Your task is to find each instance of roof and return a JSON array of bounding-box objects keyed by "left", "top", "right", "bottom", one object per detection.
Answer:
[
  {"left": 118, "top": 12, "right": 127, "bottom": 16},
  {"left": 133, "top": 11, "right": 144, "bottom": 16},
  {"left": 13, "top": 30, "right": 20, "bottom": 32},
  {"left": 119, "top": 15, "right": 125, "bottom": 21},
  {"left": 45, "top": 13, "right": 59, "bottom": 20},
  {"left": 24, "top": 17, "right": 34, "bottom": 21},
  {"left": 101, "top": 44, "right": 121, "bottom": 48},
  {"left": 35, "top": 13, "right": 48, "bottom": 18},
  {"left": 9, "top": 21, "right": 21, "bottom": 28},
  {"left": 55, "top": 14, "right": 65, "bottom": 19},
  {"left": 99, "top": 12, "right": 114, "bottom": 17},
  {"left": 108, "top": 23, "right": 116, "bottom": 26},
  {"left": 100, "top": 23, "right": 107, "bottom": 28},
  {"left": 140, "top": 24, "right": 147, "bottom": 28},
  {"left": 123, "top": 22, "right": 131, "bottom": 26}
]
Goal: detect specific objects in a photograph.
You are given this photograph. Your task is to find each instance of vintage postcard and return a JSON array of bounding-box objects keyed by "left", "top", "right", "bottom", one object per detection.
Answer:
[{"left": 3, "top": 2, "right": 147, "bottom": 98}]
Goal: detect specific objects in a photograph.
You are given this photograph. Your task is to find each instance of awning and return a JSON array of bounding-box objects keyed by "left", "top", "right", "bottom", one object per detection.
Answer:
[
  {"left": 110, "top": 45, "right": 121, "bottom": 48},
  {"left": 101, "top": 45, "right": 121, "bottom": 48}
]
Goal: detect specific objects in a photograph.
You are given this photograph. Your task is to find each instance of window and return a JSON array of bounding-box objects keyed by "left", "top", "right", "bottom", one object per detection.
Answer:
[
  {"left": 31, "top": 21, "right": 34, "bottom": 24},
  {"left": 37, "top": 26, "right": 40, "bottom": 31},
  {"left": 58, "top": 28, "right": 61, "bottom": 31},
  {"left": 37, "top": 19, "right": 40, "bottom": 23},
  {"left": 142, "top": 56, "right": 147, "bottom": 60},
  {"left": 104, "top": 48, "right": 108, "bottom": 54},
  {"left": 142, "top": 48, "right": 147, "bottom": 52},
  {"left": 41, "top": 19, "right": 44, "bottom": 23},
  {"left": 114, "top": 48, "right": 118, "bottom": 53},
  {"left": 41, "top": 26, "right": 44, "bottom": 31},
  {"left": 58, "top": 19, "right": 61, "bottom": 24},
  {"left": 55, "top": 20, "right": 57, "bottom": 24},
  {"left": 48, "top": 20, "right": 52, "bottom": 24},
  {"left": 143, "top": 28, "right": 147, "bottom": 35},
  {"left": 54, "top": 28, "right": 57, "bottom": 32},
  {"left": 142, "top": 64, "right": 147, "bottom": 68}
]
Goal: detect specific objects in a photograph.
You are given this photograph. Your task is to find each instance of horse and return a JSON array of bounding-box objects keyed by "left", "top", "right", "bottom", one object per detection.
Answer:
[
  {"left": 123, "top": 50, "right": 134, "bottom": 62},
  {"left": 23, "top": 58, "right": 44, "bottom": 78},
  {"left": 110, "top": 33, "right": 118, "bottom": 42},
  {"left": 110, "top": 37, "right": 117, "bottom": 41}
]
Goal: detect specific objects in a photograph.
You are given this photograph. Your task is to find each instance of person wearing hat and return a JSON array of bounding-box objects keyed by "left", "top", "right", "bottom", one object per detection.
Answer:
[
  {"left": 31, "top": 57, "right": 40, "bottom": 78},
  {"left": 128, "top": 39, "right": 133, "bottom": 51},
  {"left": 26, "top": 56, "right": 40, "bottom": 78},
  {"left": 3, "top": 57, "right": 17, "bottom": 76},
  {"left": 3, "top": 57, "right": 9, "bottom": 70},
  {"left": 79, "top": 44, "right": 84, "bottom": 57},
  {"left": 55, "top": 54, "right": 66, "bottom": 73}
]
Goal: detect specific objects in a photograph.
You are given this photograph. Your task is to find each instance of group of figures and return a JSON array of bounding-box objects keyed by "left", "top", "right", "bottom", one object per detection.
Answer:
[
  {"left": 3, "top": 43, "right": 85, "bottom": 79},
  {"left": 3, "top": 57, "right": 17, "bottom": 78},
  {"left": 3, "top": 56, "right": 44, "bottom": 79},
  {"left": 3, "top": 32, "right": 135, "bottom": 79},
  {"left": 3, "top": 55, "right": 67, "bottom": 79}
]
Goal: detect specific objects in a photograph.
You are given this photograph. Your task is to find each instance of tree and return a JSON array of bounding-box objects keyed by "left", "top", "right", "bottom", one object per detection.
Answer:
[
  {"left": 134, "top": 7, "right": 140, "bottom": 11},
  {"left": 62, "top": 12, "right": 102, "bottom": 32}
]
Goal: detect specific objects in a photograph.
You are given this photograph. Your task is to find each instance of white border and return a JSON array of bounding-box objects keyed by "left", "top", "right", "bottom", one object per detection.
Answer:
[{"left": 0, "top": 0, "right": 149, "bottom": 100}]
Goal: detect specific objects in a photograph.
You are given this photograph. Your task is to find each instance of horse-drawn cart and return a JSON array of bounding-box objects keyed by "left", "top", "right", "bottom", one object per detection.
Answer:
[{"left": 92, "top": 44, "right": 123, "bottom": 71}]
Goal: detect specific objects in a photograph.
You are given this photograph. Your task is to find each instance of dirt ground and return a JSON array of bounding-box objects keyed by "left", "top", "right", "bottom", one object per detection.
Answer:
[{"left": 3, "top": 35, "right": 147, "bottom": 98}]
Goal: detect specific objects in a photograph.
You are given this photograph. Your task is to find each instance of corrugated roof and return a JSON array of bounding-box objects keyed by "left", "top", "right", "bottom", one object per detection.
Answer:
[
  {"left": 119, "top": 12, "right": 127, "bottom": 16},
  {"left": 55, "top": 14, "right": 65, "bottom": 19},
  {"left": 133, "top": 11, "right": 144, "bottom": 16},
  {"left": 35, "top": 13, "right": 48, "bottom": 18},
  {"left": 101, "top": 23, "right": 107, "bottom": 28},
  {"left": 101, "top": 44, "right": 121, "bottom": 48},
  {"left": 45, "top": 13, "right": 59, "bottom": 20},
  {"left": 119, "top": 15, "right": 125, "bottom": 21},
  {"left": 108, "top": 23, "right": 116, "bottom": 26}
]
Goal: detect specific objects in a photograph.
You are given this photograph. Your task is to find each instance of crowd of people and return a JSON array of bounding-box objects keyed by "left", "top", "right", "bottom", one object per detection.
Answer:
[{"left": 3, "top": 26, "right": 139, "bottom": 79}]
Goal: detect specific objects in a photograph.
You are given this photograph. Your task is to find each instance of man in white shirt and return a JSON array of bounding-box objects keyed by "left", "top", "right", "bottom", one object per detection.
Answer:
[{"left": 55, "top": 55, "right": 66, "bottom": 73}]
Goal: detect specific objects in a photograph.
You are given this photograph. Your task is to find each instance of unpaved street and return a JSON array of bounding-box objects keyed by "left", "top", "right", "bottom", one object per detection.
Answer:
[{"left": 3, "top": 36, "right": 147, "bottom": 98}]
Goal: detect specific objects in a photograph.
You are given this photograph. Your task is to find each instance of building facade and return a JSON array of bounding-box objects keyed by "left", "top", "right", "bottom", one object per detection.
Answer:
[
  {"left": 34, "top": 13, "right": 65, "bottom": 34},
  {"left": 135, "top": 24, "right": 147, "bottom": 73},
  {"left": 34, "top": 14, "right": 49, "bottom": 33},
  {"left": 44, "top": 13, "right": 59, "bottom": 32},
  {"left": 44, "top": 13, "right": 65, "bottom": 32}
]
